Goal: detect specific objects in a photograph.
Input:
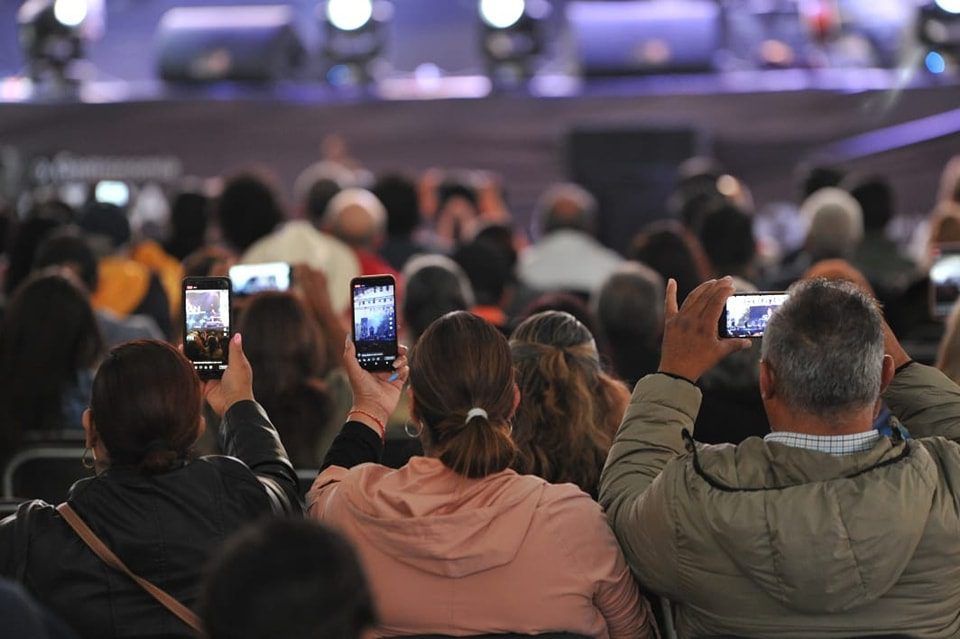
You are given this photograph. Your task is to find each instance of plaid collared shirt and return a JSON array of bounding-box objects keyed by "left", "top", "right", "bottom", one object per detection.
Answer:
[{"left": 764, "top": 430, "right": 881, "bottom": 456}]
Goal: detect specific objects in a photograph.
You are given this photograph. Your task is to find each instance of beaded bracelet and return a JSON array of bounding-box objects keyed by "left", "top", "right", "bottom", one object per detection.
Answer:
[{"left": 347, "top": 409, "right": 385, "bottom": 440}]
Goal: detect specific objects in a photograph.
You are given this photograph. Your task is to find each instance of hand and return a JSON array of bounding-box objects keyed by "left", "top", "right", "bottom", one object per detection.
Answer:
[
  {"left": 658, "top": 277, "right": 752, "bottom": 383},
  {"left": 204, "top": 333, "right": 256, "bottom": 417},
  {"left": 343, "top": 336, "right": 409, "bottom": 427}
]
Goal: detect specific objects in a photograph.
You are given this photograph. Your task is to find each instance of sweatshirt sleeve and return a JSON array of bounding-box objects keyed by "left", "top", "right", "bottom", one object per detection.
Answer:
[
  {"left": 598, "top": 373, "right": 701, "bottom": 600},
  {"left": 884, "top": 363, "right": 960, "bottom": 442},
  {"left": 219, "top": 399, "right": 301, "bottom": 515},
  {"left": 307, "top": 421, "right": 383, "bottom": 519}
]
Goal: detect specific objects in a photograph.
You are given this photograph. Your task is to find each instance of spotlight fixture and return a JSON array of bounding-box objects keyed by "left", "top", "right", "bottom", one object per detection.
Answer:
[
  {"left": 318, "top": 0, "right": 391, "bottom": 86},
  {"left": 919, "top": 0, "right": 960, "bottom": 74},
  {"left": 17, "top": 0, "right": 91, "bottom": 83},
  {"left": 478, "top": 0, "right": 551, "bottom": 85}
]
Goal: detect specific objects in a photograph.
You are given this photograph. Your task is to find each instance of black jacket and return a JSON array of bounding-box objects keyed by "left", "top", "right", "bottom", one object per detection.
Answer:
[{"left": 0, "top": 400, "right": 300, "bottom": 639}]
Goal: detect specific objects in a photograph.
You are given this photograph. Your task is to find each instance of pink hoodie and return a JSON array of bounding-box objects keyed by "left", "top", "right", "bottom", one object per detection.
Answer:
[{"left": 308, "top": 456, "right": 656, "bottom": 638}]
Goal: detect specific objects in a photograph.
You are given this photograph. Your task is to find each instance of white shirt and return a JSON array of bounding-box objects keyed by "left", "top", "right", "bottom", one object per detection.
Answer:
[{"left": 518, "top": 230, "right": 623, "bottom": 294}]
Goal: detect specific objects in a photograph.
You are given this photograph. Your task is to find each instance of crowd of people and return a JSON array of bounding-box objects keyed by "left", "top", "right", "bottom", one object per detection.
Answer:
[{"left": 0, "top": 146, "right": 959, "bottom": 639}]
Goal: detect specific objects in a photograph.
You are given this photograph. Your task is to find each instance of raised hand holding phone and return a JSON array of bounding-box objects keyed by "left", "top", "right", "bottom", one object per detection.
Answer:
[
  {"left": 203, "top": 333, "right": 255, "bottom": 417},
  {"left": 343, "top": 336, "right": 409, "bottom": 434}
]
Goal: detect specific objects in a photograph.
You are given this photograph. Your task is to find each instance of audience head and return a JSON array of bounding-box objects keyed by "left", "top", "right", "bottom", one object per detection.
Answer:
[
  {"left": 239, "top": 292, "right": 327, "bottom": 398},
  {"left": 760, "top": 279, "right": 886, "bottom": 423},
  {"left": 402, "top": 255, "right": 475, "bottom": 343},
  {"left": 628, "top": 220, "right": 709, "bottom": 303},
  {"left": 845, "top": 175, "right": 895, "bottom": 233},
  {"left": 595, "top": 261, "right": 664, "bottom": 349},
  {"left": 79, "top": 202, "right": 132, "bottom": 254},
  {"left": 798, "top": 164, "right": 845, "bottom": 200},
  {"left": 800, "top": 187, "right": 864, "bottom": 260},
  {"left": 373, "top": 173, "right": 421, "bottom": 239},
  {"left": 698, "top": 204, "right": 756, "bottom": 278},
  {"left": 510, "top": 311, "right": 627, "bottom": 495},
  {"left": 453, "top": 239, "right": 512, "bottom": 307},
  {"left": 0, "top": 270, "right": 102, "bottom": 438},
  {"left": 803, "top": 258, "right": 875, "bottom": 297},
  {"left": 166, "top": 190, "right": 210, "bottom": 261},
  {"left": 409, "top": 311, "right": 518, "bottom": 478},
  {"left": 516, "top": 292, "right": 601, "bottom": 342},
  {"left": 216, "top": 172, "right": 284, "bottom": 253},
  {"left": 4, "top": 213, "right": 65, "bottom": 295},
  {"left": 87, "top": 340, "right": 203, "bottom": 474},
  {"left": 323, "top": 188, "right": 388, "bottom": 250},
  {"left": 294, "top": 161, "right": 355, "bottom": 226},
  {"left": 534, "top": 182, "right": 598, "bottom": 238},
  {"left": 938, "top": 155, "right": 960, "bottom": 205},
  {"left": 32, "top": 228, "right": 99, "bottom": 292},
  {"left": 435, "top": 177, "right": 481, "bottom": 243},
  {"left": 201, "top": 518, "right": 376, "bottom": 639},
  {"left": 473, "top": 222, "right": 518, "bottom": 269}
]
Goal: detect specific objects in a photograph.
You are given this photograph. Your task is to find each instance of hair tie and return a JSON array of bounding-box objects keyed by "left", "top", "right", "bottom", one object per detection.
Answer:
[{"left": 465, "top": 408, "right": 488, "bottom": 424}]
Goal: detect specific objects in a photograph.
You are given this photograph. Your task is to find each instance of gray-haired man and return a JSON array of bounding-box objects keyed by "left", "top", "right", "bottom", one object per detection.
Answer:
[{"left": 600, "top": 277, "right": 960, "bottom": 638}]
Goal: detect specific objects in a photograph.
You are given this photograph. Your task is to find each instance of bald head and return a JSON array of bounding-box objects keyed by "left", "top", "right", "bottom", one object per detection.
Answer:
[{"left": 323, "top": 188, "right": 387, "bottom": 250}]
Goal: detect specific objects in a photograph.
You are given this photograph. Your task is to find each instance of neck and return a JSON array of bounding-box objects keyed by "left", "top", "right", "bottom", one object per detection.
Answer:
[{"left": 766, "top": 403, "right": 877, "bottom": 437}]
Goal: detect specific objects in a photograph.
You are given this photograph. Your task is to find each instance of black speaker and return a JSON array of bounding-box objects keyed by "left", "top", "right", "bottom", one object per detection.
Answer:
[
  {"left": 566, "top": 0, "right": 721, "bottom": 75},
  {"left": 566, "top": 127, "right": 709, "bottom": 255},
  {"left": 155, "top": 5, "right": 306, "bottom": 83}
]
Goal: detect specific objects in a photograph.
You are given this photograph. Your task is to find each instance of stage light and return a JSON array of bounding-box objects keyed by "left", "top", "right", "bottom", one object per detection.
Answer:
[
  {"left": 935, "top": 0, "right": 960, "bottom": 15},
  {"left": 53, "top": 0, "right": 88, "bottom": 28},
  {"left": 327, "top": 0, "right": 373, "bottom": 32},
  {"left": 318, "top": 0, "right": 391, "bottom": 85},
  {"left": 926, "top": 51, "right": 948, "bottom": 73},
  {"left": 480, "top": 0, "right": 526, "bottom": 30},
  {"left": 17, "top": 0, "right": 90, "bottom": 84}
]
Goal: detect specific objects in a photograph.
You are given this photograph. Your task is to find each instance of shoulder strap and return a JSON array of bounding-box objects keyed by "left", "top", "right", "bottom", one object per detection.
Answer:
[{"left": 55, "top": 503, "right": 202, "bottom": 633}]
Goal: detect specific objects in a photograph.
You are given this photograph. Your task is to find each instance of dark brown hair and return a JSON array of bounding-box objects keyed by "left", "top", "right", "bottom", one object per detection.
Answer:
[
  {"left": 0, "top": 270, "right": 102, "bottom": 451},
  {"left": 409, "top": 311, "right": 517, "bottom": 478},
  {"left": 90, "top": 340, "right": 203, "bottom": 474},
  {"left": 238, "top": 292, "right": 332, "bottom": 467},
  {"left": 510, "top": 311, "right": 629, "bottom": 497}
]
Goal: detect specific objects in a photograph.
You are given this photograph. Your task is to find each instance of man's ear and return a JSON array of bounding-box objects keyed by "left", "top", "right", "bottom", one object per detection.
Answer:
[
  {"left": 81, "top": 409, "right": 96, "bottom": 449},
  {"left": 879, "top": 353, "right": 896, "bottom": 395},
  {"left": 759, "top": 360, "right": 776, "bottom": 400}
]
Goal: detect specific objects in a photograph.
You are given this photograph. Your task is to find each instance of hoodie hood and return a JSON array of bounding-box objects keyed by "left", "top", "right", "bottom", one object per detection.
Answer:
[
  {"left": 691, "top": 437, "right": 938, "bottom": 613},
  {"left": 335, "top": 457, "right": 547, "bottom": 578}
]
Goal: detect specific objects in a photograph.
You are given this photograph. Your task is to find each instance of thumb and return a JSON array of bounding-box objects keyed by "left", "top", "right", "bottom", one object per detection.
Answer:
[
  {"left": 343, "top": 334, "right": 363, "bottom": 376},
  {"left": 664, "top": 278, "right": 679, "bottom": 320},
  {"left": 720, "top": 338, "right": 753, "bottom": 357},
  {"left": 229, "top": 332, "right": 249, "bottom": 369}
]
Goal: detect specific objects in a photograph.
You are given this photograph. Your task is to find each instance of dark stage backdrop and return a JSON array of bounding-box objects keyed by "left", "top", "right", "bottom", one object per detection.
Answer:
[{"left": 0, "top": 86, "right": 957, "bottom": 240}]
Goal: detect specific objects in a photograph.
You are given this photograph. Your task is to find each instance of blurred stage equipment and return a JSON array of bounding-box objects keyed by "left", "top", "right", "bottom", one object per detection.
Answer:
[
  {"left": 566, "top": 1, "right": 721, "bottom": 75},
  {"left": 319, "top": 0, "right": 391, "bottom": 85},
  {"left": 919, "top": 0, "right": 960, "bottom": 74},
  {"left": 479, "top": 0, "right": 550, "bottom": 84},
  {"left": 155, "top": 5, "right": 305, "bottom": 83},
  {"left": 17, "top": 0, "right": 93, "bottom": 83}
]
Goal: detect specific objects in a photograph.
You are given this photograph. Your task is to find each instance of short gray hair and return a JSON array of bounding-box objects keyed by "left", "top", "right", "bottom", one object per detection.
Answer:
[
  {"left": 594, "top": 262, "right": 664, "bottom": 343},
  {"left": 800, "top": 187, "right": 864, "bottom": 260},
  {"left": 534, "top": 182, "right": 598, "bottom": 237},
  {"left": 760, "top": 279, "right": 884, "bottom": 420}
]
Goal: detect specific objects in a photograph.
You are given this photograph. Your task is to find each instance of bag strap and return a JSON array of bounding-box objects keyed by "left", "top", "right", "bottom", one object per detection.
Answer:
[{"left": 55, "top": 503, "right": 202, "bottom": 633}]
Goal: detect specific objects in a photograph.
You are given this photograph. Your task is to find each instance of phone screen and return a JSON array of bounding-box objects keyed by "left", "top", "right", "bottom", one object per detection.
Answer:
[
  {"left": 95, "top": 180, "right": 130, "bottom": 208},
  {"left": 229, "top": 262, "right": 292, "bottom": 296},
  {"left": 183, "top": 277, "right": 231, "bottom": 379},
  {"left": 930, "top": 247, "right": 960, "bottom": 319},
  {"left": 351, "top": 275, "right": 398, "bottom": 371},
  {"left": 719, "top": 292, "right": 789, "bottom": 338}
]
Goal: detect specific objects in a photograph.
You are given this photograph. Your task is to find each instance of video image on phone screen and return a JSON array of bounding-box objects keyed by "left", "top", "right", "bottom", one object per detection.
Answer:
[
  {"left": 725, "top": 294, "right": 788, "bottom": 338},
  {"left": 184, "top": 288, "right": 230, "bottom": 371},
  {"left": 931, "top": 254, "right": 960, "bottom": 317},
  {"left": 353, "top": 283, "right": 397, "bottom": 368}
]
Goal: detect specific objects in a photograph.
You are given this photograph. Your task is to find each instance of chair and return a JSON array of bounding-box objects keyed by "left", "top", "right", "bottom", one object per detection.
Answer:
[
  {"left": 2, "top": 446, "right": 91, "bottom": 504},
  {"left": 0, "top": 497, "right": 28, "bottom": 519}
]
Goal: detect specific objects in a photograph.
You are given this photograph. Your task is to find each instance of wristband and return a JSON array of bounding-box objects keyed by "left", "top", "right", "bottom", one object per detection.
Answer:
[{"left": 347, "top": 409, "right": 385, "bottom": 440}]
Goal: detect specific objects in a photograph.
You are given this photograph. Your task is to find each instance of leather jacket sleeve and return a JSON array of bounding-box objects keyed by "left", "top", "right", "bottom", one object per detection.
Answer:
[{"left": 219, "top": 400, "right": 302, "bottom": 515}]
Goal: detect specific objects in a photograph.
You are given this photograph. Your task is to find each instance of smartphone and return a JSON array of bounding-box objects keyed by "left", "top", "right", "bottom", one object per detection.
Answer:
[
  {"left": 229, "top": 262, "right": 292, "bottom": 297},
  {"left": 94, "top": 180, "right": 130, "bottom": 208},
  {"left": 182, "top": 277, "right": 232, "bottom": 379},
  {"left": 351, "top": 274, "right": 399, "bottom": 372},
  {"left": 719, "top": 292, "right": 790, "bottom": 338},
  {"left": 930, "top": 245, "right": 960, "bottom": 319}
]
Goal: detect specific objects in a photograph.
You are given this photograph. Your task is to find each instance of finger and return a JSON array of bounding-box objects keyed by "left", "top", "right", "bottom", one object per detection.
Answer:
[
  {"left": 342, "top": 334, "right": 365, "bottom": 377},
  {"left": 680, "top": 278, "right": 718, "bottom": 314},
  {"left": 720, "top": 338, "right": 753, "bottom": 358},
  {"left": 664, "top": 278, "right": 679, "bottom": 320},
  {"left": 392, "top": 354, "right": 408, "bottom": 370},
  {"left": 397, "top": 344, "right": 409, "bottom": 357},
  {"left": 700, "top": 277, "right": 736, "bottom": 321}
]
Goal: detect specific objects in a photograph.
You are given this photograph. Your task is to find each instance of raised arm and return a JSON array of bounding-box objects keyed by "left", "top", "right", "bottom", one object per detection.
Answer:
[{"left": 204, "top": 334, "right": 300, "bottom": 514}]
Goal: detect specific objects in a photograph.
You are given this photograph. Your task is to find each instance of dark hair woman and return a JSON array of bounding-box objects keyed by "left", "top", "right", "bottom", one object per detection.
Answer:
[
  {"left": 0, "top": 270, "right": 103, "bottom": 456},
  {"left": 238, "top": 291, "right": 335, "bottom": 467},
  {"left": 0, "top": 336, "right": 300, "bottom": 639},
  {"left": 308, "top": 312, "right": 655, "bottom": 638},
  {"left": 510, "top": 311, "right": 630, "bottom": 498}
]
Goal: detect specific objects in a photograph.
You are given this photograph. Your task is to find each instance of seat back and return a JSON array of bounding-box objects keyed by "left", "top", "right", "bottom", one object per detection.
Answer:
[{"left": 2, "top": 446, "right": 91, "bottom": 503}]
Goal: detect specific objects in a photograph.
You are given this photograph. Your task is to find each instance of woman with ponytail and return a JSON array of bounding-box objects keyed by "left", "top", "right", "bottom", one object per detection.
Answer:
[
  {"left": 308, "top": 311, "right": 656, "bottom": 638},
  {"left": 510, "top": 311, "right": 630, "bottom": 498},
  {"left": 0, "top": 338, "right": 300, "bottom": 639}
]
